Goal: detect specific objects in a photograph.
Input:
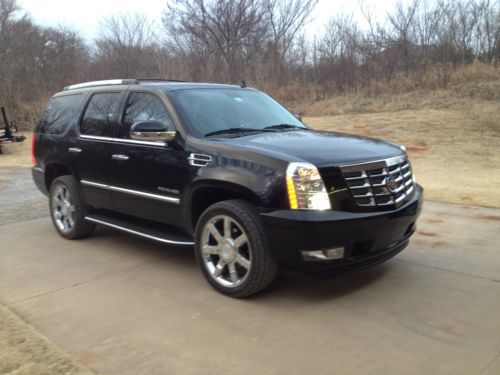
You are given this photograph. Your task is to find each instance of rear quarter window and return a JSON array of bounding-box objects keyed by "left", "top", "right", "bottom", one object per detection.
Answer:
[
  {"left": 37, "top": 94, "right": 85, "bottom": 134},
  {"left": 80, "top": 92, "right": 122, "bottom": 137}
]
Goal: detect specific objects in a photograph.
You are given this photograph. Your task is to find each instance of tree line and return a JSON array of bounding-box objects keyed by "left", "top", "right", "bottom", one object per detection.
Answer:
[{"left": 0, "top": 0, "right": 498, "bottom": 123}]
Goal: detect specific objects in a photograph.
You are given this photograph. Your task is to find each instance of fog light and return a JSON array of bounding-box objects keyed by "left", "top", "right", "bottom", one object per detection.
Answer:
[{"left": 301, "top": 247, "right": 345, "bottom": 261}]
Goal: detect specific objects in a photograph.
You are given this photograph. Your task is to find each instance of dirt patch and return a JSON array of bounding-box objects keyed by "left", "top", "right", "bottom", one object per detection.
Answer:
[
  {"left": 437, "top": 323, "right": 464, "bottom": 337},
  {"left": 426, "top": 218, "right": 444, "bottom": 224},
  {"left": 418, "top": 231, "right": 437, "bottom": 237},
  {"left": 406, "top": 145, "right": 430, "bottom": 153},
  {"left": 431, "top": 241, "right": 448, "bottom": 248},
  {"left": 476, "top": 215, "right": 500, "bottom": 222},
  {"left": 0, "top": 304, "right": 93, "bottom": 374}
]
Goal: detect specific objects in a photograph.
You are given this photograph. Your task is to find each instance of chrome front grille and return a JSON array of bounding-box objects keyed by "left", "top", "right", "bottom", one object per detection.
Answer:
[{"left": 340, "top": 155, "right": 414, "bottom": 208}]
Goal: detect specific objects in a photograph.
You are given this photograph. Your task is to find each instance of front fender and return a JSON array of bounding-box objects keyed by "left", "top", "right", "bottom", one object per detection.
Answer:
[{"left": 192, "top": 160, "right": 285, "bottom": 207}]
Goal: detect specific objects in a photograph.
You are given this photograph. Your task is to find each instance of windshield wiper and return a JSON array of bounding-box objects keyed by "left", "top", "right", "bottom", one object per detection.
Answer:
[
  {"left": 204, "top": 127, "right": 271, "bottom": 137},
  {"left": 263, "top": 124, "right": 309, "bottom": 130}
]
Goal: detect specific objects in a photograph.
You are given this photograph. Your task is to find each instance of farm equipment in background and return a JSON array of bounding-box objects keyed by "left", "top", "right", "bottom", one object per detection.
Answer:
[{"left": 0, "top": 107, "right": 25, "bottom": 154}]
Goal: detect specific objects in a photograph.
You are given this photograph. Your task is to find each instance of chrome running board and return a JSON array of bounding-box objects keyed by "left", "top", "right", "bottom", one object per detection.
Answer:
[{"left": 85, "top": 214, "right": 194, "bottom": 246}]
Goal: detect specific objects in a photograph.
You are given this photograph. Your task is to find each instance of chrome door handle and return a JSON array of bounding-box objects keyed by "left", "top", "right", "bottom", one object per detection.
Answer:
[
  {"left": 112, "top": 154, "right": 129, "bottom": 161},
  {"left": 68, "top": 147, "right": 82, "bottom": 153}
]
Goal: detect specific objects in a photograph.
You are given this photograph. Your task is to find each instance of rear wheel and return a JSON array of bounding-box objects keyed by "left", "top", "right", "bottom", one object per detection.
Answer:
[
  {"left": 195, "top": 199, "right": 279, "bottom": 298},
  {"left": 49, "top": 175, "right": 95, "bottom": 239}
]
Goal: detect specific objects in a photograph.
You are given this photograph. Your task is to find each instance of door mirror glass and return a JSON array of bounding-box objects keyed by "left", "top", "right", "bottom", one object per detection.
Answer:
[{"left": 130, "top": 121, "right": 176, "bottom": 142}]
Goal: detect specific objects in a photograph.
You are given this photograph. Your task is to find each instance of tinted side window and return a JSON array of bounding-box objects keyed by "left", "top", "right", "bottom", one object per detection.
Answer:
[
  {"left": 38, "top": 94, "right": 84, "bottom": 134},
  {"left": 80, "top": 93, "right": 122, "bottom": 136},
  {"left": 120, "top": 93, "right": 173, "bottom": 138}
]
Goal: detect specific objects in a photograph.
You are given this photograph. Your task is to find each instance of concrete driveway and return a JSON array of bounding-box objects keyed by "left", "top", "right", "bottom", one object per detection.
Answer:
[{"left": 1, "top": 201, "right": 499, "bottom": 374}]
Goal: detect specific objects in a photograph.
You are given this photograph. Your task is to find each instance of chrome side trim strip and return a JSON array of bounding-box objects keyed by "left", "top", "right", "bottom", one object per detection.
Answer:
[
  {"left": 81, "top": 180, "right": 107, "bottom": 189},
  {"left": 79, "top": 134, "right": 166, "bottom": 147},
  {"left": 81, "top": 180, "right": 180, "bottom": 204},
  {"left": 84, "top": 216, "right": 194, "bottom": 246},
  {"left": 109, "top": 185, "right": 180, "bottom": 203}
]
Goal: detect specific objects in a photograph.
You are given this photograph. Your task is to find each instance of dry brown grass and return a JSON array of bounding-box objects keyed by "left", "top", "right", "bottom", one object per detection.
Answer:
[
  {"left": 0, "top": 304, "right": 93, "bottom": 375},
  {"left": 305, "top": 101, "right": 500, "bottom": 208},
  {"left": 293, "top": 78, "right": 500, "bottom": 116},
  {"left": 293, "top": 67, "right": 500, "bottom": 208}
]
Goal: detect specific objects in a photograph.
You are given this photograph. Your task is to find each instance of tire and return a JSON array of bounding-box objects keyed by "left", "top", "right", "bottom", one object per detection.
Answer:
[
  {"left": 49, "top": 175, "right": 95, "bottom": 239},
  {"left": 195, "top": 199, "right": 279, "bottom": 298}
]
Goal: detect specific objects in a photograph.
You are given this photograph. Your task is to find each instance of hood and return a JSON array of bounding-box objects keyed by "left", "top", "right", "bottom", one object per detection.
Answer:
[{"left": 219, "top": 129, "right": 404, "bottom": 167}]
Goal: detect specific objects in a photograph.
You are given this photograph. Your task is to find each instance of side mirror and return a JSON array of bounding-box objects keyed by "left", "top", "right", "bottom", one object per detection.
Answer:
[
  {"left": 294, "top": 114, "right": 302, "bottom": 122},
  {"left": 130, "top": 121, "right": 176, "bottom": 142}
]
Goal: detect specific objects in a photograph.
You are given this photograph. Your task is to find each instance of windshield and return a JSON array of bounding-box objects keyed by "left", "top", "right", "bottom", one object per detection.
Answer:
[{"left": 168, "top": 88, "right": 307, "bottom": 137}]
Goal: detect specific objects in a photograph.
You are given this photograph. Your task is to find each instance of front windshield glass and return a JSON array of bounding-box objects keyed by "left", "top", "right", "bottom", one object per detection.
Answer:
[{"left": 168, "top": 88, "right": 306, "bottom": 137}]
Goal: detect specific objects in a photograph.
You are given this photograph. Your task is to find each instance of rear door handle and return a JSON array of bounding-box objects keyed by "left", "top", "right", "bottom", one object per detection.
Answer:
[
  {"left": 112, "top": 154, "right": 129, "bottom": 161},
  {"left": 68, "top": 147, "right": 82, "bottom": 154}
]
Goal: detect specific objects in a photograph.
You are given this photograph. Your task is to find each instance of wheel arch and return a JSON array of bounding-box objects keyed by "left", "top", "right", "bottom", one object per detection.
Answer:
[
  {"left": 44, "top": 162, "right": 73, "bottom": 191},
  {"left": 187, "top": 180, "right": 264, "bottom": 230}
]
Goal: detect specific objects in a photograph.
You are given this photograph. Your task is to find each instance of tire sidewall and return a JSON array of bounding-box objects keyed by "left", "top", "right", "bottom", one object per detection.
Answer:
[
  {"left": 49, "top": 175, "right": 92, "bottom": 239},
  {"left": 194, "top": 200, "right": 276, "bottom": 297},
  {"left": 49, "top": 178, "right": 74, "bottom": 238}
]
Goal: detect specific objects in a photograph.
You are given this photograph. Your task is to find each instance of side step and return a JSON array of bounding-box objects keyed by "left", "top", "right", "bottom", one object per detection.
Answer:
[{"left": 85, "top": 213, "right": 194, "bottom": 246}]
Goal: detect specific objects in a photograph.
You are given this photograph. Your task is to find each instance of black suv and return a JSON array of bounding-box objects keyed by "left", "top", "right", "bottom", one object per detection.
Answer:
[{"left": 32, "top": 79, "right": 423, "bottom": 297}]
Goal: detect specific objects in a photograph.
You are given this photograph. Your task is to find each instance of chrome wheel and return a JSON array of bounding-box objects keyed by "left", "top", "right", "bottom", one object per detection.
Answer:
[
  {"left": 51, "top": 184, "right": 75, "bottom": 234},
  {"left": 201, "top": 215, "right": 252, "bottom": 288}
]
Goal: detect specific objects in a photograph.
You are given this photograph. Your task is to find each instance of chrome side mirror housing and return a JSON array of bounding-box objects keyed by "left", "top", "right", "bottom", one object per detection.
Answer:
[{"left": 130, "top": 121, "right": 176, "bottom": 142}]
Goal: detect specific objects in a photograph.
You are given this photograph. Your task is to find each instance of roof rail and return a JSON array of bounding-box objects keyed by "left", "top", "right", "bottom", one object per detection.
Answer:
[
  {"left": 136, "top": 78, "right": 187, "bottom": 83},
  {"left": 63, "top": 79, "right": 139, "bottom": 91}
]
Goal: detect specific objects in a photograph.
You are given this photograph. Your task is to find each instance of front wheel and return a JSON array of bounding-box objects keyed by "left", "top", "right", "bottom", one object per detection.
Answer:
[
  {"left": 195, "top": 199, "right": 279, "bottom": 298},
  {"left": 49, "top": 175, "right": 95, "bottom": 239}
]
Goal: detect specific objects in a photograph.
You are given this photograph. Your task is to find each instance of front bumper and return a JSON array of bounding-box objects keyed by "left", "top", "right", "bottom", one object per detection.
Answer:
[{"left": 260, "top": 185, "right": 423, "bottom": 276}]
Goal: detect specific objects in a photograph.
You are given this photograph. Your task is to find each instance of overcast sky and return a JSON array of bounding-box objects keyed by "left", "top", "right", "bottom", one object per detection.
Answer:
[{"left": 19, "top": 0, "right": 402, "bottom": 40}]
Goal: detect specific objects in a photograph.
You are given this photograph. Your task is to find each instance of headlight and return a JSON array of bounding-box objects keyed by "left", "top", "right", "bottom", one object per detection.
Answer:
[{"left": 286, "top": 162, "right": 331, "bottom": 210}]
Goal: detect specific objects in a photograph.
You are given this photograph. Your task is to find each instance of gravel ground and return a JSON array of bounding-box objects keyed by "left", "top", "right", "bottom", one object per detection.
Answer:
[
  {"left": 0, "top": 167, "right": 94, "bottom": 374},
  {"left": 0, "top": 167, "right": 47, "bottom": 225}
]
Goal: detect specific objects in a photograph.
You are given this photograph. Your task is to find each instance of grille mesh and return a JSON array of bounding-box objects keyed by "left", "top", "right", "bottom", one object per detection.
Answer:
[{"left": 340, "top": 155, "right": 414, "bottom": 208}]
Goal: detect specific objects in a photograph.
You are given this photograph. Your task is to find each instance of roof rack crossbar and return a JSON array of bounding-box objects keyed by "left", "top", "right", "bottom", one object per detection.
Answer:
[{"left": 64, "top": 79, "right": 139, "bottom": 91}]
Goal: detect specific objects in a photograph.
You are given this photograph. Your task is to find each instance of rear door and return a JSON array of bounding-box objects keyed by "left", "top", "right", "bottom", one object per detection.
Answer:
[
  {"left": 107, "top": 91, "right": 188, "bottom": 225},
  {"left": 75, "top": 91, "right": 124, "bottom": 210}
]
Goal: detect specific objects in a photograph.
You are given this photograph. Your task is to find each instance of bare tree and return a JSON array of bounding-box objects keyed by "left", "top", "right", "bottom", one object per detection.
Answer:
[
  {"left": 442, "top": 0, "right": 480, "bottom": 64},
  {"left": 386, "top": 0, "right": 420, "bottom": 73},
  {"left": 164, "top": 0, "right": 269, "bottom": 82},
  {"left": 474, "top": 0, "right": 500, "bottom": 65},
  {"left": 263, "top": 0, "right": 317, "bottom": 79},
  {"left": 95, "top": 13, "right": 160, "bottom": 78},
  {"left": 1, "top": 0, "right": 499, "bottom": 123}
]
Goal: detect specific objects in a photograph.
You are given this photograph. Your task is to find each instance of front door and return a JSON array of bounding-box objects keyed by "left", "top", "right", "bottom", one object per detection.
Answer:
[
  {"left": 76, "top": 91, "right": 124, "bottom": 210},
  {"left": 108, "top": 91, "right": 188, "bottom": 226}
]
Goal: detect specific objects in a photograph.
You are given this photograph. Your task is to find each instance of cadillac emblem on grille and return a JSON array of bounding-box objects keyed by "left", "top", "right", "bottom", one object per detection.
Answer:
[{"left": 386, "top": 176, "right": 398, "bottom": 192}]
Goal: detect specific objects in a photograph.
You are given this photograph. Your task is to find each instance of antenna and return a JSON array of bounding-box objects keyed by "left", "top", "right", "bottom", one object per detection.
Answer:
[{"left": 241, "top": 80, "right": 247, "bottom": 88}]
